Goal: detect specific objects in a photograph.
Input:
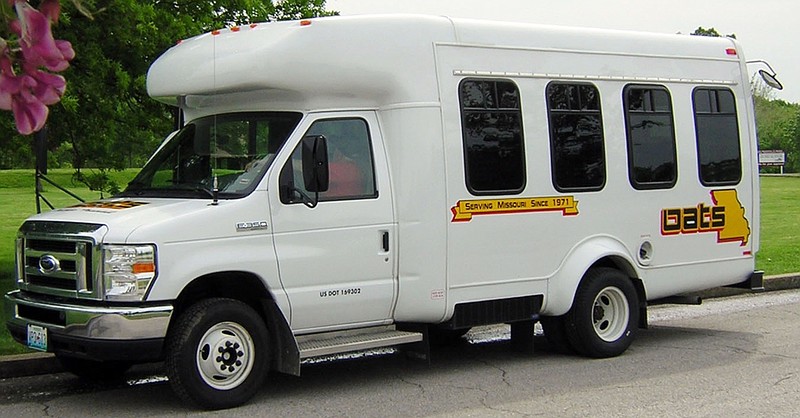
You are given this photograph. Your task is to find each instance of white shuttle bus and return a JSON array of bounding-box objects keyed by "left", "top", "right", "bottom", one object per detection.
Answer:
[{"left": 5, "top": 15, "right": 779, "bottom": 409}]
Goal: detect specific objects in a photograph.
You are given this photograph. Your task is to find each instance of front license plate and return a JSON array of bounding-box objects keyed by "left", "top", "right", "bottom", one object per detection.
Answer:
[{"left": 26, "top": 324, "right": 48, "bottom": 351}]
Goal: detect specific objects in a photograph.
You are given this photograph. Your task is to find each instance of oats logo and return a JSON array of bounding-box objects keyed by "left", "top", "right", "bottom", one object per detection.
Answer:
[{"left": 660, "top": 190, "right": 750, "bottom": 246}]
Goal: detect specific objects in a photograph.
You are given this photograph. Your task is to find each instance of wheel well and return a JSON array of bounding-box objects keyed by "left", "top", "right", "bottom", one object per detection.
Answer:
[
  {"left": 173, "top": 271, "right": 272, "bottom": 316},
  {"left": 588, "top": 257, "right": 648, "bottom": 329},
  {"left": 169, "top": 272, "right": 300, "bottom": 375}
]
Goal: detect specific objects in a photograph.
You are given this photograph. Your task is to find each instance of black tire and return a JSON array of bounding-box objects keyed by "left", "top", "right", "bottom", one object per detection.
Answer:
[
  {"left": 57, "top": 356, "right": 131, "bottom": 380},
  {"left": 564, "top": 268, "right": 639, "bottom": 358},
  {"left": 539, "top": 315, "right": 574, "bottom": 353},
  {"left": 166, "top": 298, "right": 270, "bottom": 410}
]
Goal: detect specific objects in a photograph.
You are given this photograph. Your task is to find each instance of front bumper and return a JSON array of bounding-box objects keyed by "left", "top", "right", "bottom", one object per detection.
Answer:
[{"left": 5, "top": 290, "right": 173, "bottom": 362}]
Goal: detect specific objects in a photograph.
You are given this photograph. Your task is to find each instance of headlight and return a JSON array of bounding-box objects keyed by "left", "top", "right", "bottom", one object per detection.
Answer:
[{"left": 102, "top": 244, "right": 157, "bottom": 301}]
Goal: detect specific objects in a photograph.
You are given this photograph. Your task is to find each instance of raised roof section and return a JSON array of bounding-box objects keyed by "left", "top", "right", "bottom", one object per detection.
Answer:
[{"left": 147, "top": 14, "right": 741, "bottom": 113}]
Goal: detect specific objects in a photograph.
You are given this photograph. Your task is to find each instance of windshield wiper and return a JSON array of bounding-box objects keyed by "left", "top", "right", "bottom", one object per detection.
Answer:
[{"left": 178, "top": 176, "right": 220, "bottom": 203}]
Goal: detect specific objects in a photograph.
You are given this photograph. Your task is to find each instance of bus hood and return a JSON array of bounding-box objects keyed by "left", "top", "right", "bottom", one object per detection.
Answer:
[{"left": 24, "top": 198, "right": 259, "bottom": 244}]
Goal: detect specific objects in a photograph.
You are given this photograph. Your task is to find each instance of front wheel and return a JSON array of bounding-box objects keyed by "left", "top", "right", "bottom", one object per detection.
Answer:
[
  {"left": 166, "top": 298, "right": 270, "bottom": 409},
  {"left": 564, "top": 268, "right": 639, "bottom": 358}
]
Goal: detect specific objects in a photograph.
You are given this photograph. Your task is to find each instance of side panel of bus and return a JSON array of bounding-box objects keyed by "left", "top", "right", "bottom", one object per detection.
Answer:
[{"left": 435, "top": 43, "right": 756, "bottom": 317}]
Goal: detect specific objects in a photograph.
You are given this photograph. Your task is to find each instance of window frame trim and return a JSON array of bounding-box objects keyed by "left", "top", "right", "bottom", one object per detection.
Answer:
[
  {"left": 279, "top": 116, "right": 379, "bottom": 205},
  {"left": 545, "top": 81, "right": 607, "bottom": 193},
  {"left": 622, "top": 84, "right": 679, "bottom": 191},
  {"left": 457, "top": 77, "right": 527, "bottom": 196},
  {"left": 691, "top": 86, "right": 742, "bottom": 187}
]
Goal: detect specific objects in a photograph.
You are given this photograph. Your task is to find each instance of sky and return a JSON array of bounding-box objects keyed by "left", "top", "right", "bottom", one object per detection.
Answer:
[{"left": 327, "top": 0, "right": 798, "bottom": 103}]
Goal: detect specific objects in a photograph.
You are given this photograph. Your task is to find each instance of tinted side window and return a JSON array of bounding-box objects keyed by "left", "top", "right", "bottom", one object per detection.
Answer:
[
  {"left": 281, "top": 118, "right": 377, "bottom": 203},
  {"left": 459, "top": 79, "right": 525, "bottom": 195},
  {"left": 624, "top": 86, "right": 677, "bottom": 189},
  {"left": 547, "top": 83, "right": 605, "bottom": 191},
  {"left": 693, "top": 88, "right": 741, "bottom": 186}
]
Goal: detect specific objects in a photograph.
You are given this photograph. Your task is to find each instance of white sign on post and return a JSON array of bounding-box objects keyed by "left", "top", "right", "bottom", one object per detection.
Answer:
[{"left": 759, "top": 150, "right": 786, "bottom": 173}]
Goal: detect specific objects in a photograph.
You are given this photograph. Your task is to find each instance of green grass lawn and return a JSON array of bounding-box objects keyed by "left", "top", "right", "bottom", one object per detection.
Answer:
[
  {"left": 757, "top": 176, "right": 800, "bottom": 275},
  {"left": 0, "top": 169, "right": 138, "bottom": 355},
  {"left": 0, "top": 171, "right": 798, "bottom": 355}
]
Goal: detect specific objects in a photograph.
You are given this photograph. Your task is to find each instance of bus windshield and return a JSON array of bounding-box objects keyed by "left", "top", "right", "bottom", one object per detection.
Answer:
[{"left": 121, "top": 112, "right": 302, "bottom": 199}]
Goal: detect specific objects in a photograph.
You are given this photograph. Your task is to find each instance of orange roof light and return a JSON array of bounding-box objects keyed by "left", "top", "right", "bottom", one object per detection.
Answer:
[
  {"left": 726, "top": 48, "right": 737, "bottom": 56},
  {"left": 300, "top": 20, "right": 312, "bottom": 26},
  {"left": 231, "top": 26, "right": 240, "bottom": 32}
]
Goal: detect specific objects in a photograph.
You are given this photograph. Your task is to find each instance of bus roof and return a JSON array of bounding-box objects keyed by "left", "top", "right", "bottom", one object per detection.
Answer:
[{"left": 146, "top": 14, "right": 742, "bottom": 114}]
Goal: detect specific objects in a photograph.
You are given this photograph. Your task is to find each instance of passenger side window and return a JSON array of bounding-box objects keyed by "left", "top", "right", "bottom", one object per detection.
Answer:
[
  {"left": 624, "top": 85, "right": 677, "bottom": 189},
  {"left": 547, "top": 82, "right": 605, "bottom": 191},
  {"left": 693, "top": 88, "right": 741, "bottom": 186},
  {"left": 281, "top": 118, "right": 377, "bottom": 203},
  {"left": 458, "top": 79, "right": 525, "bottom": 195}
]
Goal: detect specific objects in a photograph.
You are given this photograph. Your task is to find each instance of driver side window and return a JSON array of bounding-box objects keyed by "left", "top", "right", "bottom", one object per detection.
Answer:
[{"left": 281, "top": 118, "right": 378, "bottom": 203}]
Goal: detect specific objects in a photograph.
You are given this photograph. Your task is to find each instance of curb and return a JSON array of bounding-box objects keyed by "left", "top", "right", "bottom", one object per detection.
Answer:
[
  {"left": 2, "top": 273, "right": 799, "bottom": 380},
  {"left": 0, "top": 351, "right": 61, "bottom": 379}
]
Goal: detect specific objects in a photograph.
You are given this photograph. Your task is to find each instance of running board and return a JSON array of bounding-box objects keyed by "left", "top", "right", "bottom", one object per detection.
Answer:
[{"left": 298, "top": 328, "right": 423, "bottom": 359}]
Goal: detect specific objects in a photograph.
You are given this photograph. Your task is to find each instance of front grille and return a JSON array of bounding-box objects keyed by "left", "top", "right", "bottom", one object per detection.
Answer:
[
  {"left": 26, "top": 257, "right": 77, "bottom": 273},
  {"left": 17, "top": 222, "right": 103, "bottom": 300},
  {"left": 28, "top": 239, "right": 77, "bottom": 253},
  {"left": 27, "top": 275, "right": 77, "bottom": 290}
]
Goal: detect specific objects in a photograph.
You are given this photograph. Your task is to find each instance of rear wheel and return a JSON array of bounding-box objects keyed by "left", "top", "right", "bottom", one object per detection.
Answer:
[
  {"left": 565, "top": 268, "right": 639, "bottom": 358},
  {"left": 166, "top": 298, "right": 270, "bottom": 409}
]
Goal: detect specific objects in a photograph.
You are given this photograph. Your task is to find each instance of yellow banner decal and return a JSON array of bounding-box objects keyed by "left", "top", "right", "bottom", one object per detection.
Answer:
[{"left": 451, "top": 196, "right": 578, "bottom": 222}]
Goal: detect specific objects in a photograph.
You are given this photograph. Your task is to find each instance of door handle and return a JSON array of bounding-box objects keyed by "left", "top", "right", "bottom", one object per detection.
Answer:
[{"left": 381, "top": 231, "right": 390, "bottom": 252}]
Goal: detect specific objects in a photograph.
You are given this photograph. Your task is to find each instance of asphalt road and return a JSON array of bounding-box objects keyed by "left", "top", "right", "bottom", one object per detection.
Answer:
[{"left": 1, "top": 289, "right": 799, "bottom": 417}]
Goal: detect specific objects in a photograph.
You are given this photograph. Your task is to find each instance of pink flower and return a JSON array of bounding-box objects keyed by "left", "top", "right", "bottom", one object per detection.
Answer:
[
  {"left": 0, "top": 1, "right": 73, "bottom": 135},
  {"left": 38, "top": 0, "right": 61, "bottom": 24},
  {"left": 0, "top": 50, "right": 63, "bottom": 134},
  {"left": 11, "top": 77, "right": 49, "bottom": 135},
  {"left": 25, "top": 64, "right": 66, "bottom": 105},
  {"left": 0, "top": 53, "right": 20, "bottom": 111},
  {"left": 0, "top": 74, "right": 19, "bottom": 111},
  {"left": 0, "top": 69, "right": 49, "bottom": 134},
  {"left": 15, "top": 1, "right": 74, "bottom": 72}
]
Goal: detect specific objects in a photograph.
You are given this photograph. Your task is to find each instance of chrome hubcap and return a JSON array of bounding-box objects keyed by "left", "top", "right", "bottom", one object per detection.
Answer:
[
  {"left": 592, "top": 286, "right": 629, "bottom": 342},
  {"left": 196, "top": 321, "right": 255, "bottom": 390}
]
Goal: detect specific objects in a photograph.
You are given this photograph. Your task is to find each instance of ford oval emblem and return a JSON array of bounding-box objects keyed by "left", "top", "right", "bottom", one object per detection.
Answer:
[{"left": 38, "top": 254, "right": 61, "bottom": 275}]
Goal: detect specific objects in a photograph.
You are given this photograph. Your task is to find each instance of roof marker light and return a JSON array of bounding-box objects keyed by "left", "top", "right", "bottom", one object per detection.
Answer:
[
  {"left": 250, "top": 23, "right": 258, "bottom": 29},
  {"left": 211, "top": 29, "right": 221, "bottom": 36},
  {"left": 231, "top": 26, "right": 240, "bottom": 32},
  {"left": 300, "top": 20, "right": 312, "bottom": 26},
  {"left": 726, "top": 48, "right": 737, "bottom": 56}
]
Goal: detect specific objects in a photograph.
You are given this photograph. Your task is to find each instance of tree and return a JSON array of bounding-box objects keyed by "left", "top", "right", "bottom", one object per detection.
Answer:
[
  {"left": 753, "top": 94, "right": 800, "bottom": 172},
  {"left": 691, "top": 26, "right": 736, "bottom": 39},
  {"left": 270, "top": 0, "right": 337, "bottom": 20},
  {"left": 0, "top": 0, "right": 338, "bottom": 188}
]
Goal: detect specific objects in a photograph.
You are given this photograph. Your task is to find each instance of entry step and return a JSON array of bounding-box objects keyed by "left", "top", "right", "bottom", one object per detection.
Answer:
[{"left": 298, "top": 328, "right": 423, "bottom": 358}]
